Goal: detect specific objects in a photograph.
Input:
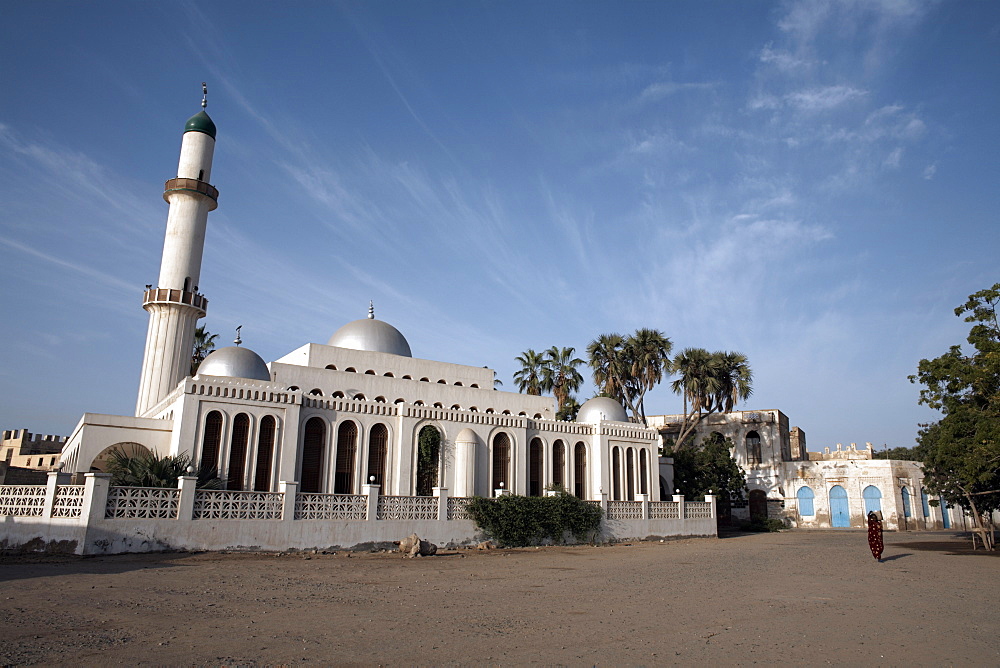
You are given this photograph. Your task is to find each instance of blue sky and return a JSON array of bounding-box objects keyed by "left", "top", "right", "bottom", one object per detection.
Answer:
[{"left": 1, "top": 1, "right": 996, "bottom": 451}]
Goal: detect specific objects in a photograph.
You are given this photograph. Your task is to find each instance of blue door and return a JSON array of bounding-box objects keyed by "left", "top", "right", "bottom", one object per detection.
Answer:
[
  {"left": 940, "top": 497, "right": 951, "bottom": 529},
  {"left": 829, "top": 485, "right": 849, "bottom": 527},
  {"left": 901, "top": 487, "right": 912, "bottom": 518},
  {"left": 863, "top": 485, "right": 882, "bottom": 515}
]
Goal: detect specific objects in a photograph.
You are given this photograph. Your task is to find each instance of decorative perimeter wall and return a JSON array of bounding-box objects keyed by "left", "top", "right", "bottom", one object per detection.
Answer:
[{"left": 0, "top": 473, "right": 718, "bottom": 555}]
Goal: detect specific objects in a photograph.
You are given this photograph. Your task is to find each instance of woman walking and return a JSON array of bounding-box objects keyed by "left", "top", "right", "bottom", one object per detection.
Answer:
[{"left": 867, "top": 510, "right": 884, "bottom": 561}]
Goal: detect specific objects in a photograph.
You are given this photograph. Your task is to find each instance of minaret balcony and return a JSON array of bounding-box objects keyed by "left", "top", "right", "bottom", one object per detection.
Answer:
[
  {"left": 143, "top": 287, "right": 208, "bottom": 317},
  {"left": 163, "top": 178, "right": 219, "bottom": 210}
]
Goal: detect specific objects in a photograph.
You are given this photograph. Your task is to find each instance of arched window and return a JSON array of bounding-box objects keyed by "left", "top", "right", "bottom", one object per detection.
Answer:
[
  {"left": 414, "top": 400, "right": 425, "bottom": 407},
  {"left": 367, "top": 424, "right": 388, "bottom": 487},
  {"left": 416, "top": 425, "right": 441, "bottom": 496},
  {"left": 574, "top": 442, "right": 587, "bottom": 499},
  {"left": 253, "top": 416, "right": 276, "bottom": 491},
  {"left": 639, "top": 449, "right": 648, "bottom": 495},
  {"left": 529, "top": 438, "right": 543, "bottom": 496},
  {"left": 332, "top": 391, "right": 345, "bottom": 398},
  {"left": 353, "top": 393, "right": 366, "bottom": 401},
  {"left": 797, "top": 486, "right": 815, "bottom": 516},
  {"left": 301, "top": 417, "right": 326, "bottom": 493},
  {"left": 552, "top": 440, "right": 565, "bottom": 488},
  {"left": 383, "top": 372, "right": 394, "bottom": 377},
  {"left": 746, "top": 431, "right": 762, "bottom": 466},
  {"left": 863, "top": 485, "right": 882, "bottom": 514},
  {"left": 921, "top": 489, "right": 930, "bottom": 517},
  {"left": 402, "top": 375, "right": 412, "bottom": 380},
  {"left": 901, "top": 487, "right": 912, "bottom": 518},
  {"left": 309, "top": 388, "right": 323, "bottom": 396},
  {"left": 454, "top": 381, "right": 463, "bottom": 386},
  {"left": 612, "top": 447, "right": 622, "bottom": 500},
  {"left": 470, "top": 384, "right": 479, "bottom": 388},
  {"left": 625, "top": 447, "right": 636, "bottom": 501},
  {"left": 492, "top": 432, "right": 511, "bottom": 495},
  {"left": 201, "top": 411, "right": 223, "bottom": 475},
  {"left": 365, "top": 370, "right": 376, "bottom": 375},
  {"left": 451, "top": 404, "right": 461, "bottom": 410},
  {"left": 325, "top": 364, "right": 337, "bottom": 370},
  {"left": 469, "top": 406, "right": 478, "bottom": 412},
  {"left": 375, "top": 396, "right": 386, "bottom": 403},
  {"left": 335, "top": 421, "right": 358, "bottom": 494},
  {"left": 437, "top": 379, "right": 447, "bottom": 384},
  {"left": 502, "top": 410, "right": 511, "bottom": 415},
  {"left": 433, "top": 402, "right": 443, "bottom": 408},
  {"left": 227, "top": 413, "right": 250, "bottom": 490},
  {"left": 394, "top": 398, "right": 405, "bottom": 404},
  {"left": 419, "top": 377, "right": 429, "bottom": 382}
]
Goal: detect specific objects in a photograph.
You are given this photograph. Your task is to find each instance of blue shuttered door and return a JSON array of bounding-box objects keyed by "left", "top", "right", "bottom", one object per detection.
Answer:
[
  {"left": 797, "top": 486, "right": 815, "bottom": 516},
  {"left": 829, "top": 485, "right": 849, "bottom": 527},
  {"left": 863, "top": 485, "right": 882, "bottom": 515}
]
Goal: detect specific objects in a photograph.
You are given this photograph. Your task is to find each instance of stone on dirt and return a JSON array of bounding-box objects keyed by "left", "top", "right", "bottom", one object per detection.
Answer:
[{"left": 398, "top": 533, "right": 437, "bottom": 558}]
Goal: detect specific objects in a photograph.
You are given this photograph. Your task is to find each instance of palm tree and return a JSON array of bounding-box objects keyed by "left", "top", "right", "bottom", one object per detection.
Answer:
[
  {"left": 191, "top": 325, "right": 218, "bottom": 375},
  {"left": 542, "top": 346, "right": 585, "bottom": 417},
  {"left": 106, "top": 448, "right": 222, "bottom": 489},
  {"left": 671, "top": 348, "right": 752, "bottom": 450},
  {"left": 627, "top": 328, "right": 673, "bottom": 424},
  {"left": 713, "top": 351, "right": 753, "bottom": 413},
  {"left": 513, "top": 349, "right": 546, "bottom": 395},
  {"left": 557, "top": 395, "right": 582, "bottom": 421},
  {"left": 587, "top": 333, "right": 626, "bottom": 398}
]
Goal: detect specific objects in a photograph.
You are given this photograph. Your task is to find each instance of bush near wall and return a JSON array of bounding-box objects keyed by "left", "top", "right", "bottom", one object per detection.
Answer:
[{"left": 467, "top": 493, "right": 603, "bottom": 547}]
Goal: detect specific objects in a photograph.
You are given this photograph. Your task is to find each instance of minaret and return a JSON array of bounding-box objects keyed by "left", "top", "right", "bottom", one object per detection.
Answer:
[{"left": 136, "top": 85, "right": 219, "bottom": 416}]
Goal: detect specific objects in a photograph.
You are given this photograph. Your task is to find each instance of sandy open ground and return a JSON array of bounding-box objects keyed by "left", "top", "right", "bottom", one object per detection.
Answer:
[{"left": 1, "top": 530, "right": 997, "bottom": 666}]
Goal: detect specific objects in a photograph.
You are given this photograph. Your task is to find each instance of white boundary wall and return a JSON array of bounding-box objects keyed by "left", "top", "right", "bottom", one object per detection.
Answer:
[{"left": 0, "top": 473, "right": 717, "bottom": 555}]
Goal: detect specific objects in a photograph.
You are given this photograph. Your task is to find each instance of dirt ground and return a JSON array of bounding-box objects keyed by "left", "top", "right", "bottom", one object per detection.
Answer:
[{"left": 1, "top": 530, "right": 997, "bottom": 666}]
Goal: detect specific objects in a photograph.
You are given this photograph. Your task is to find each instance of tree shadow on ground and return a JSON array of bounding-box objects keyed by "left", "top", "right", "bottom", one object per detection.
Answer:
[
  {"left": 0, "top": 551, "right": 194, "bottom": 583},
  {"left": 902, "top": 536, "right": 1000, "bottom": 558}
]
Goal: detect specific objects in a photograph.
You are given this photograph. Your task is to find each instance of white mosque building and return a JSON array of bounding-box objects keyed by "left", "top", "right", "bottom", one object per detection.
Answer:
[{"left": 57, "top": 97, "right": 662, "bottom": 507}]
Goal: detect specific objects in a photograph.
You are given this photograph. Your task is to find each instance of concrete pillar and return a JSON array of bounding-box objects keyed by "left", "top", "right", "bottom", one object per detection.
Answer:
[
  {"left": 280, "top": 480, "right": 298, "bottom": 521},
  {"left": 433, "top": 487, "right": 448, "bottom": 521},
  {"left": 362, "top": 483, "right": 379, "bottom": 522},
  {"left": 599, "top": 490, "right": 608, "bottom": 516},
  {"left": 673, "top": 493, "right": 685, "bottom": 520},
  {"left": 42, "top": 471, "right": 61, "bottom": 519},
  {"left": 705, "top": 493, "right": 717, "bottom": 519},
  {"left": 637, "top": 493, "right": 649, "bottom": 520},
  {"left": 82, "top": 473, "right": 111, "bottom": 524},
  {"left": 178, "top": 475, "right": 198, "bottom": 520}
]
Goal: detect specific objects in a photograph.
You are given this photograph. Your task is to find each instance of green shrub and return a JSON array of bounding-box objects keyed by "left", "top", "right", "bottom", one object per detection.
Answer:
[{"left": 466, "top": 493, "right": 603, "bottom": 547}]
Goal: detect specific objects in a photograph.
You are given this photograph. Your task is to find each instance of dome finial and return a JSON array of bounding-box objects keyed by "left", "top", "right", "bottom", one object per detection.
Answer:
[
  {"left": 234, "top": 325, "right": 242, "bottom": 346},
  {"left": 201, "top": 82, "right": 208, "bottom": 110},
  {"left": 368, "top": 301, "right": 374, "bottom": 319}
]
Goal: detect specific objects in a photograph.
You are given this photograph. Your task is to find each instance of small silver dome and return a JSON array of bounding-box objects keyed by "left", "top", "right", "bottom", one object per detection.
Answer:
[
  {"left": 197, "top": 346, "right": 270, "bottom": 381},
  {"left": 327, "top": 315, "right": 412, "bottom": 357},
  {"left": 577, "top": 397, "right": 629, "bottom": 424}
]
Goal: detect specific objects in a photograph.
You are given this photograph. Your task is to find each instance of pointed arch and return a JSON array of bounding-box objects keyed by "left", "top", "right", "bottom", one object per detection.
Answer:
[
  {"left": 253, "top": 415, "right": 276, "bottom": 491},
  {"left": 201, "top": 410, "right": 223, "bottom": 475},
  {"left": 552, "top": 439, "right": 565, "bottom": 489},
  {"left": 367, "top": 423, "right": 388, "bottom": 487},
  {"left": 574, "top": 442, "right": 587, "bottom": 499},
  {"left": 301, "top": 417, "right": 326, "bottom": 493},
  {"left": 529, "top": 437, "right": 543, "bottom": 496},
  {"left": 492, "top": 432, "right": 511, "bottom": 495},
  {"left": 227, "top": 413, "right": 250, "bottom": 490},
  {"left": 416, "top": 424, "right": 442, "bottom": 496},
  {"left": 335, "top": 420, "right": 358, "bottom": 494}
]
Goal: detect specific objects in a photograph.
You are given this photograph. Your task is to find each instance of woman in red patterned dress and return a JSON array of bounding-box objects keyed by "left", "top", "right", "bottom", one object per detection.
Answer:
[{"left": 867, "top": 510, "right": 884, "bottom": 561}]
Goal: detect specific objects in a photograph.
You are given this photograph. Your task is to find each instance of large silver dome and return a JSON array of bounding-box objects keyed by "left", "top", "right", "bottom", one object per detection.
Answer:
[
  {"left": 577, "top": 396, "right": 629, "bottom": 424},
  {"left": 197, "top": 346, "right": 271, "bottom": 381},
  {"left": 327, "top": 308, "right": 412, "bottom": 357}
]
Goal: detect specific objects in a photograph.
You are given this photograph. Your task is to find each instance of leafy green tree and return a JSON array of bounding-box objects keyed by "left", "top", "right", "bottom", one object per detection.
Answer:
[
  {"left": 557, "top": 395, "right": 581, "bottom": 421},
  {"left": 542, "top": 346, "right": 585, "bottom": 417},
  {"left": 669, "top": 432, "right": 747, "bottom": 504},
  {"left": 416, "top": 425, "right": 441, "bottom": 496},
  {"left": 872, "top": 446, "right": 920, "bottom": 460},
  {"left": 910, "top": 283, "right": 1000, "bottom": 546},
  {"left": 513, "top": 348, "right": 546, "bottom": 396},
  {"left": 191, "top": 325, "right": 218, "bottom": 375}
]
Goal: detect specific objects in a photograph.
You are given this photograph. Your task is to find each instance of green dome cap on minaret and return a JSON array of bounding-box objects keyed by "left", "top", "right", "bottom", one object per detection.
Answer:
[{"left": 184, "top": 110, "right": 217, "bottom": 139}]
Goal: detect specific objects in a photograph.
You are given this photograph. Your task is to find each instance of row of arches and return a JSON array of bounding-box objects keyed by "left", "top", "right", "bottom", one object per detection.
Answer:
[
  {"left": 300, "top": 417, "right": 390, "bottom": 494},
  {"left": 200, "top": 411, "right": 277, "bottom": 491},
  {"left": 290, "top": 389, "right": 543, "bottom": 418},
  {"left": 321, "top": 365, "right": 480, "bottom": 388},
  {"left": 610, "top": 446, "right": 650, "bottom": 501},
  {"left": 523, "top": 438, "right": 588, "bottom": 498}
]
